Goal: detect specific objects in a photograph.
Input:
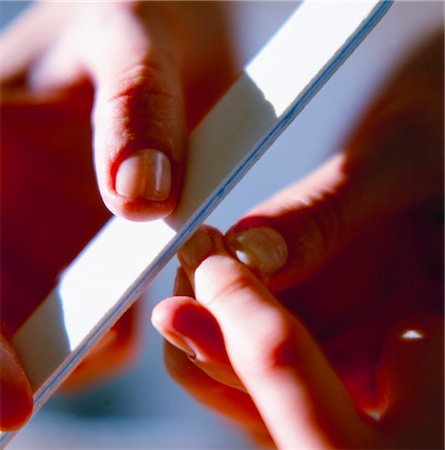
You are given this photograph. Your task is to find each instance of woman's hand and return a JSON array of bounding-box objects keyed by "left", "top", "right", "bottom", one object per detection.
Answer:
[
  {"left": 152, "top": 31, "right": 444, "bottom": 448},
  {"left": 0, "top": 1, "right": 236, "bottom": 430}
]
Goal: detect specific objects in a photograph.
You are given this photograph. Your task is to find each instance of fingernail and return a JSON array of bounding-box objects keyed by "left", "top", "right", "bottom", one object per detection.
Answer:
[
  {"left": 164, "top": 332, "right": 197, "bottom": 359},
  {"left": 179, "top": 228, "right": 214, "bottom": 269},
  {"left": 151, "top": 316, "right": 196, "bottom": 358},
  {"left": 115, "top": 149, "right": 171, "bottom": 201},
  {"left": 227, "top": 226, "right": 288, "bottom": 276}
]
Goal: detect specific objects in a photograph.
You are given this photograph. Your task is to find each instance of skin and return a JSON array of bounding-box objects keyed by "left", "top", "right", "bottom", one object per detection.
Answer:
[
  {"left": 0, "top": 1, "right": 237, "bottom": 430},
  {"left": 152, "top": 32, "right": 444, "bottom": 448},
  {"left": 1, "top": 3, "right": 443, "bottom": 445}
]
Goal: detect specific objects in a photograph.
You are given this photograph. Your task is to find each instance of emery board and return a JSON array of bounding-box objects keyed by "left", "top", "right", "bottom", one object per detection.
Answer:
[{"left": 1, "top": 1, "right": 391, "bottom": 446}]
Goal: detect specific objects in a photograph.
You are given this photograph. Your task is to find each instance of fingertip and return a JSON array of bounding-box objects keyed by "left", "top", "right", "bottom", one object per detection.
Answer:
[
  {"left": 178, "top": 226, "right": 226, "bottom": 273},
  {"left": 102, "top": 191, "right": 178, "bottom": 222},
  {"left": 98, "top": 152, "right": 184, "bottom": 222},
  {"left": 152, "top": 296, "right": 231, "bottom": 369},
  {"left": 0, "top": 335, "right": 33, "bottom": 431},
  {"left": 151, "top": 297, "right": 197, "bottom": 338},
  {"left": 91, "top": 59, "right": 187, "bottom": 222},
  {"left": 151, "top": 297, "right": 183, "bottom": 333},
  {"left": 152, "top": 299, "right": 198, "bottom": 359}
]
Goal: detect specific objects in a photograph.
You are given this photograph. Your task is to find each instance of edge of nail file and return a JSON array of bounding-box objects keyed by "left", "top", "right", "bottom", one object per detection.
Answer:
[{"left": 2, "top": 1, "right": 391, "bottom": 446}]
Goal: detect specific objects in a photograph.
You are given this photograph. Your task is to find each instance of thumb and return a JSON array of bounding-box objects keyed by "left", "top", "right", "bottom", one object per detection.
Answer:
[
  {"left": 225, "top": 31, "right": 443, "bottom": 291},
  {"left": 83, "top": 5, "right": 187, "bottom": 220},
  {"left": 178, "top": 227, "right": 374, "bottom": 449}
]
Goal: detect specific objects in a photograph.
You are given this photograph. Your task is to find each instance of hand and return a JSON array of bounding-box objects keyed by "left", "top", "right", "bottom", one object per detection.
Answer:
[
  {"left": 152, "top": 31, "right": 444, "bottom": 448},
  {"left": 0, "top": 1, "right": 236, "bottom": 430}
]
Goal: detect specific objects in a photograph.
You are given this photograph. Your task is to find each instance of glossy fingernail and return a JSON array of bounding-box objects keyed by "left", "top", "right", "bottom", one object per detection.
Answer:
[
  {"left": 116, "top": 149, "right": 171, "bottom": 201},
  {"left": 179, "top": 228, "right": 214, "bottom": 269},
  {"left": 227, "top": 226, "right": 288, "bottom": 276}
]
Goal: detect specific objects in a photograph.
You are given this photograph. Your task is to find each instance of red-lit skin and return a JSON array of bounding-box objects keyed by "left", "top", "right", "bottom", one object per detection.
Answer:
[
  {"left": 0, "top": 2, "right": 237, "bottom": 430},
  {"left": 154, "top": 33, "right": 444, "bottom": 448},
  {"left": 0, "top": 335, "right": 33, "bottom": 431},
  {"left": 1, "top": 3, "right": 443, "bottom": 446}
]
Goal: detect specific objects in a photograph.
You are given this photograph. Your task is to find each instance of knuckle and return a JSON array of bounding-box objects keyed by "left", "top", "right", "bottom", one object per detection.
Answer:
[
  {"left": 94, "top": 62, "right": 185, "bottom": 157},
  {"left": 292, "top": 191, "right": 346, "bottom": 268},
  {"left": 208, "top": 273, "right": 254, "bottom": 309},
  {"left": 199, "top": 259, "right": 257, "bottom": 310},
  {"left": 194, "top": 257, "right": 302, "bottom": 378},
  {"left": 104, "top": 63, "right": 182, "bottom": 123},
  {"left": 315, "top": 191, "right": 346, "bottom": 249},
  {"left": 237, "top": 315, "right": 299, "bottom": 378}
]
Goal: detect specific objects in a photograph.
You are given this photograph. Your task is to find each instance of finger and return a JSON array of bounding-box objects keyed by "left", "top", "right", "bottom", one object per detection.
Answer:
[
  {"left": 153, "top": 267, "right": 243, "bottom": 388},
  {"left": 152, "top": 292, "right": 243, "bottom": 390},
  {"left": 164, "top": 342, "right": 273, "bottom": 447},
  {"left": 225, "top": 32, "right": 444, "bottom": 291},
  {"left": 178, "top": 227, "right": 375, "bottom": 449},
  {"left": 78, "top": 4, "right": 187, "bottom": 220},
  {"left": 0, "top": 333, "right": 33, "bottom": 431}
]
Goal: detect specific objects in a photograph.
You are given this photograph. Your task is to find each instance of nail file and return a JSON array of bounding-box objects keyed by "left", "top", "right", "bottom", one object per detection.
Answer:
[{"left": 1, "top": 1, "right": 391, "bottom": 446}]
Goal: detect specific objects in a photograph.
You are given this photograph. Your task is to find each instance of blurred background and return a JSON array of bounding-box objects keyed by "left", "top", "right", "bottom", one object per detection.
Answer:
[{"left": 1, "top": 1, "right": 443, "bottom": 448}]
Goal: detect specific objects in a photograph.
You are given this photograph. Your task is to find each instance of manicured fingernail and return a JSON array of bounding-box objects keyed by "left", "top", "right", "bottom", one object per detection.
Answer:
[
  {"left": 227, "top": 226, "right": 288, "bottom": 276},
  {"left": 179, "top": 228, "right": 214, "bottom": 269},
  {"left": 115, "top": 149, "right": 171, "bottom": 201},
  {"left": 151, "top": 316, "right": 196, "bottom": 358}
]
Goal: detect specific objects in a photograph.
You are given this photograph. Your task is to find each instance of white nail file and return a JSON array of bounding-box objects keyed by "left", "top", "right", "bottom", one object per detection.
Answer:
[{"left": 1, "top": 1, "right": 391, "bottom": 446}]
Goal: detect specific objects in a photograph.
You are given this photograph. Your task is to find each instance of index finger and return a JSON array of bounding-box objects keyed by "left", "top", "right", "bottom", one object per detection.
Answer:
[{"left": 178, "top": 226, "right": 375, "bottom": 449}]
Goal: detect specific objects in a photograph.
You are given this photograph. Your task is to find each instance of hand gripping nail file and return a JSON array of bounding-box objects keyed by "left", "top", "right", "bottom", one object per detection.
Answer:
[{"left": 1, "top": 1, "right": 391, "bottom": 446}]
